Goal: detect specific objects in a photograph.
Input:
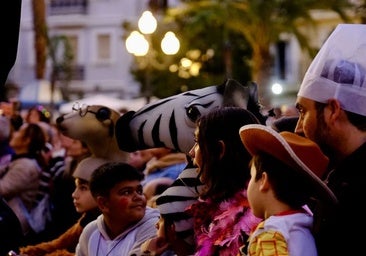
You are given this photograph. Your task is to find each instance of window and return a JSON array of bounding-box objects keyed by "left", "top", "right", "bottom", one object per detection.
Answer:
[{"left": 97, "top": 34, "right": 111, "bottom": 61}]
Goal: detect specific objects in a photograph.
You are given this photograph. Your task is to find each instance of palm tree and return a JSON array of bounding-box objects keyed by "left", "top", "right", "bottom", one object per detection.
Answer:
[
  {"left": 32, "top": 0, "right": 47, "bottom": 79},
  {"left": 31, "top": 0, "right": 75, "bottom": 110},
  {"left": 168, "top": 0, "right": 353, "bottom": 105},
  {"left": 48, "top": 35, "right": 74, "bottom": 103}
]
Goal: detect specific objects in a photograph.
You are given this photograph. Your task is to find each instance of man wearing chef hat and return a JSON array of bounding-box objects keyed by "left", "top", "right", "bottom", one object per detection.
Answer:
[{"left": 294, "top": 24, "right": 366, "bottom": 255}]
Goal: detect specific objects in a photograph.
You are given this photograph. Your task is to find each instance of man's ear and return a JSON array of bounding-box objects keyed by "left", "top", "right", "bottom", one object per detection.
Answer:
[{"left": 326, "top": 99, "right": 343, "bottom": 124}]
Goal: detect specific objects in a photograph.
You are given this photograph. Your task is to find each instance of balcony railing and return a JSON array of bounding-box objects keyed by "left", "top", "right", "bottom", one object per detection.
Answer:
[
  {"left": 55, "top": 65, "right": 85, "bottom": 81},
  {"left": 48, "top": 0, "right": 88, "bottom": 15}
]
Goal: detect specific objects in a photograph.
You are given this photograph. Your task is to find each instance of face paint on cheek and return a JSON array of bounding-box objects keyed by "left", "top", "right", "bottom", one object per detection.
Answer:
[{"left": 118, "top": 197, "right": 129, "bottom": 208}]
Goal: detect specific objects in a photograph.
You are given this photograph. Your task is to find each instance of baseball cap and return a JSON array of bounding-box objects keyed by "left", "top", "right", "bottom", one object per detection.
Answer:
[{"left": 73, "top": 157, "right": 111, "bottom": 181}]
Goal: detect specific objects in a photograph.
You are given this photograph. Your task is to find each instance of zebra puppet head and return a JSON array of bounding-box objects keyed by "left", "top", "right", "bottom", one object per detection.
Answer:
[
  {"left": 115, "top": 78, "right": 267, "bottom": 154},
  {"left": 115, "top": 79, "right": 267, "bottom": 245}
]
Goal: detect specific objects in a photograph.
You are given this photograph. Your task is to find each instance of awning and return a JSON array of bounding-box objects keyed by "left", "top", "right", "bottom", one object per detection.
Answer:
[{"left": 18, "top": 79, "right": 63, "bottom": 108}]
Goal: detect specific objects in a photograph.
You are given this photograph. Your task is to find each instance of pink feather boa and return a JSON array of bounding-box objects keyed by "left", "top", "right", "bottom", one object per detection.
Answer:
[{"left": 188, "top": 189, "right": 261, "bottom": 256}]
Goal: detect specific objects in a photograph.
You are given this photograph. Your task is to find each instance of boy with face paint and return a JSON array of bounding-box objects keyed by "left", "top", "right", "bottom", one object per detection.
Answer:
[{"left": 75, "top": 162, "right": 160, "bottom": 256}]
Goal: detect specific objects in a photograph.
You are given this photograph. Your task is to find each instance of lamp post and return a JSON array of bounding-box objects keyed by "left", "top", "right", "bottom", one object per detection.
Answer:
[{"left": 125, "top": 11, "right": 180, "bottom": 103}]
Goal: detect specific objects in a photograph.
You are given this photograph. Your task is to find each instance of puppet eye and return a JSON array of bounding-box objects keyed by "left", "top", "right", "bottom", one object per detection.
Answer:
[
  {"left": 96, "top": 107, "right": 111, "bottom": 121},
  {"left": 186, "top": 105, "right": 201, "bottom": 122}
]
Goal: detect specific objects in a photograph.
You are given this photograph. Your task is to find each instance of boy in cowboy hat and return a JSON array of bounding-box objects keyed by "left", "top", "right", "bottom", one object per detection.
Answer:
[{"left": 238, "top": 124, "right": 337, "bottom": 256}]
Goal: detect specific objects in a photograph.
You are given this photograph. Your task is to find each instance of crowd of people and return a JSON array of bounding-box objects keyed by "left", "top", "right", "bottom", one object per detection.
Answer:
[
  {"left": 0, "top": 104, "right": 93, "bottom": 253},
  {"left": 0, "top": 23, "right": 365, "bottom": 256}
]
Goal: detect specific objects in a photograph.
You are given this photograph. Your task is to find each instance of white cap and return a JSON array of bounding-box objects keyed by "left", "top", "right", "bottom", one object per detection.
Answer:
[
  {"left": 298, "top": 24, "right": 366, "bottom": 116},
  {"left": 73, "top": 157, "right": 111, "bottom": 181}
]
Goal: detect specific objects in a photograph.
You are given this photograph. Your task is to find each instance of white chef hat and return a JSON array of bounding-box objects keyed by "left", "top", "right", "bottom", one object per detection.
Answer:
[{"left": 298, "top": 24, "right": 366, "bottom": 116}]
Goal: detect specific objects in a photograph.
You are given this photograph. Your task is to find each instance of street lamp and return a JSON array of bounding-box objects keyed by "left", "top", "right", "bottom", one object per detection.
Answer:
[{"left": 125, "top": 11, "right": 180, "bottom": 103}]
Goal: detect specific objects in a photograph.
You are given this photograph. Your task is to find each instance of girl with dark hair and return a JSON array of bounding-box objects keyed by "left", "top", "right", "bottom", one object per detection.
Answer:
[{"left": 188, "top": 107, "right": 261, "bottom": 256}]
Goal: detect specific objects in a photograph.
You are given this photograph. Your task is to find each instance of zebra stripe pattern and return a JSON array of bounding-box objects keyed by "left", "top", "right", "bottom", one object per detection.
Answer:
[
  {"left": 116, "top": 78, "right": 266, "bottom": 154},
  {"left": 155, "top": 164, "right": 204, "bottom": 245}
]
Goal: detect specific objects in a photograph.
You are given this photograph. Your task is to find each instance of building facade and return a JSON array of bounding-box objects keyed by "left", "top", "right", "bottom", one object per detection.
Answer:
[
  {"left": 8, "top": 0, "right": 153, "bottom": 105},
  {"left": 6, "top": 0, "right": 358, "bottom": 109}
]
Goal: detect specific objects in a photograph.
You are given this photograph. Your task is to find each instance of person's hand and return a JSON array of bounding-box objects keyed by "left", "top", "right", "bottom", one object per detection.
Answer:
[{"left": 141, "top": 237, "right": 170, "bottom": 256}]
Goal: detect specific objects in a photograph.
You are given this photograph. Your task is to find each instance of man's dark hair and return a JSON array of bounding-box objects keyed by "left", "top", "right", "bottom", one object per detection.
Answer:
[{"left": 315, "top": 101, "right": 366, "bottom": 131}]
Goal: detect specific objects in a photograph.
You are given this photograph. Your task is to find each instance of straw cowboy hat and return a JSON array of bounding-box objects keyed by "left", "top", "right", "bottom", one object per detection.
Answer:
[{"left": 239, "top": 124, "right": 338, "bottom": 204}]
